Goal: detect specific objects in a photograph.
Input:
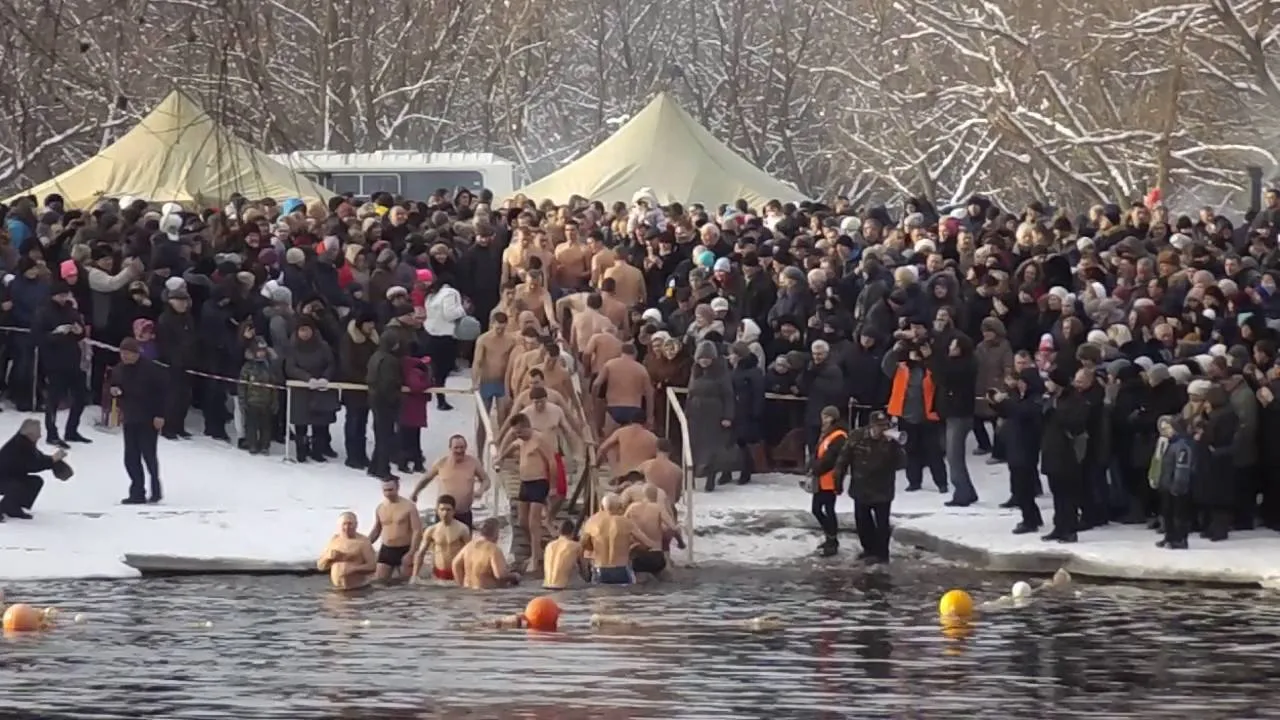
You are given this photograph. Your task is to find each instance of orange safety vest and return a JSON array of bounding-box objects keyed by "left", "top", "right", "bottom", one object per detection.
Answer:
[
  {"left": 816, "top": 428, "right": 848, "bottom": 491},
  {"left": 887, "top": 363, "right": 938, "bottom": 421}
]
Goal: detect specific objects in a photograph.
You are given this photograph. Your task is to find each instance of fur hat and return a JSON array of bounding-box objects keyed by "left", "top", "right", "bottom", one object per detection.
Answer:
[{"left": 285, "top": 247, "right": 306, "bottom": 266}]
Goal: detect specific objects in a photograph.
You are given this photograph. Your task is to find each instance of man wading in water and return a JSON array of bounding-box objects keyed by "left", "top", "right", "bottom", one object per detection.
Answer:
[
  {"left": 453, "top": 518, "right": 520, "bottom": 589},
  {"left": 542, "top": 520, "right": 587, "bottom": 590},
  {"left": 496, "top": 414, "right": 560, "bottom": 573},
  {"left": 317, "top": 512, "right": 377, "bottom": 590},
  {"left": 582, "top": 493, "right": 657, "bottom": 585},
  {"left": 410, "top": 434, "right": 491, "bottom": 530},
  {"left": 410, "top": 494, "right": 471, "bottom": 582},
  {"left": 367, "top": 477, "right": 423, "bottom": 581}
]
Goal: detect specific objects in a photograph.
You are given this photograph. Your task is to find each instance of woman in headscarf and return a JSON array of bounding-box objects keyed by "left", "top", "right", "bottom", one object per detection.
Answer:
[
  {"left": 644, "top": 334, "right": 691, "bottom": 442},
  {"left": 684, "top": 340, "right": 736, "bottom": 491}
]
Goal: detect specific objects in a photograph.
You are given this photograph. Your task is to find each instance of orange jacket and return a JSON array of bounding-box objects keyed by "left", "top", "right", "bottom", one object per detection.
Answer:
[
  {"left": 887, "top": 362, "right": 938, "bottom": 421},
  {"left": 816, "top": 428, "right": 848, "bottom": 491}
]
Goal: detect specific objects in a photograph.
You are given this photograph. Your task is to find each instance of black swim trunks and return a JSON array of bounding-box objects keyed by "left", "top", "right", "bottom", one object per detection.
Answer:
[
  {"left": 631, "top": 549, "right": 667, "bottom": 575},
  {"left": 607, "top": 406, "right": 645, "bottom": 426},
  {"left": 518, "top": 478, "right": 550, "bottom": 504},
  {"left": 376, "top": 544, "right": 410, "bottom": 567},
  {"left": 455, "top": 510, "right": 474, "bottom": 529}
]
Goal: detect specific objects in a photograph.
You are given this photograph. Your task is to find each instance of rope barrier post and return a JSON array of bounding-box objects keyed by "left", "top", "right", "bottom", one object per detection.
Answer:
[
  {"left": 284, "top": 382, "right": 295, "bottom": 463},
  {"left": 32, "top": 346, "right": 39, "bottom": 410}
]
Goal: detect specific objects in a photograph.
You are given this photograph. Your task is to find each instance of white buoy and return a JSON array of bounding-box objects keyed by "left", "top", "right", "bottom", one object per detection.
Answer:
[
  {"left": 360, "top": 619, "right": 372, "bottom": 627},
  {"left": 1011, "top": 581, "right": 1032, "bottom": 600},
  {"left": 198, "top": 620, "right": 213, "bottom": 628},
  {"left": 73, "top": 613, "right": 87, "bottom": 624}
]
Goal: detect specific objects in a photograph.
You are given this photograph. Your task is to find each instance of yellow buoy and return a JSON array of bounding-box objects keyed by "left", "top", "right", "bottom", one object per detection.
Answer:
[{"left": 938, "top": 589, "right": 974, "bottom": 619}]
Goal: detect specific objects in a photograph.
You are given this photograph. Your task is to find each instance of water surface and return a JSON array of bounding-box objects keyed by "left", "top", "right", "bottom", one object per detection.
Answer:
[{"left": 2, "top": 565, "right": 1278, "bottom": 719}]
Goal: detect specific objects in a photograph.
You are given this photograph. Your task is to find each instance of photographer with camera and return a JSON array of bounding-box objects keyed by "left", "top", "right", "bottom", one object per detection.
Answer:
[
  {"left": 880, "top": 321, "right": 946, "bottom": 494},
  {"left": 0, "top": 419, "right": 72, "bottom": 520}
]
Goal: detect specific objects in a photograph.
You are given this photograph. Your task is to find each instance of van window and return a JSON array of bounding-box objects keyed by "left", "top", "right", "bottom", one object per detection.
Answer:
[
  {"left": 360, "top": 174, "right": 401, "bottom": 195},
  {"left": 328, "top": 175, "right": 362, "bottom": 196}
]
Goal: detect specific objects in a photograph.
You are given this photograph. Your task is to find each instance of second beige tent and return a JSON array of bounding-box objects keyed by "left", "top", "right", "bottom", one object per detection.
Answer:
[
  {"left": 7, "top": 90, "right": 332, "bottom": 208},
  {"left": 516, "top": 92, "right": 806, "bottom": 208}
]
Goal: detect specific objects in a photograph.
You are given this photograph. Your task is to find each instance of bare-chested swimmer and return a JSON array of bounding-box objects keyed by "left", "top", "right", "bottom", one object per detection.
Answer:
[
  {"left": 638, "top": 439, "right": 683, "bottom": 513},
  {"left": 596, "top": 420, "right": 659, "bottom": 481},
  {"left": 473, "top": 311, "right": 519, "bottom": 421},
  {"left": 625, "top": 484, "right": 684, "bottom": 577},
  {"left": 453, "top": 518, "right": 520, "bottom": 590},
  {"left": 497, "top": 414, "right": 560, "bottom": 573},
  {"left": 317, "top": 512, "right": 378, "bottom": 590},
  {"left": 591, "top": 342, "right": 655, "bottom": 435},
  {"left": 543, "top": 520, "right": 589, "bottom": 590},
  {"left": 410, "top": 435, "right": 492, "bottom": 529},
  {"left": 410, "top": 494, "right": 472, "bottom": 583},
  {"left": 368, "top": 476, "right": 423, "bottom": 581},
  {"left": 581, "top": 493, "right": 657, "bottom": 586}
]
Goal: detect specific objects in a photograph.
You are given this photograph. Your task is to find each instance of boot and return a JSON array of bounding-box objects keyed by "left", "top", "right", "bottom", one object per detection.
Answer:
[
  {"left": 703, "top": 473, "right": 716, "bottom": 492},
  {"left": 309, "top": 442, "right": 329, "bottom": 463},
  {"left": 437, "top": 395, "right": 454, "bottom": 411},
  {"left": 294, "top": 436, "right": 309, "bottom": 463}
]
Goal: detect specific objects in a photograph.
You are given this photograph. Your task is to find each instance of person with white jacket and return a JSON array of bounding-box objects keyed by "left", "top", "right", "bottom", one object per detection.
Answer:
[{"left": 423, "top": 277, "right": 467, "bottom": 410}]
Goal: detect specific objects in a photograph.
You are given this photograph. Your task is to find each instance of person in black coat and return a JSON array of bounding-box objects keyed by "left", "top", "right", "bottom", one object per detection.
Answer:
[
  {"left": 198, "top": 286, "right": 238, "bottom": 441},
  {"left": 992, "top": 368, "right": 1045, "bottom": 534},
  {"left": 798, "top": 339, "right": 847, "bottom": 455},
  {"left": 32, "top": 280, "right": 90, "bottom": 447},
  {"left": 0, "top": 419, "right": 68, "bottom": 519},
  {"left": 156, "top": 286, "right": 199, "bottom": 439},
  {"left": 842, "top": 327, "right": 888, "bottom": 426},
  {"left": 109, "top": 338, "right": 168, "bottom": 504},
  {"left": 729, "top": 343, "right": 766, "bottom": 485},
  {"left": 1040, "top": 368, "right": 1092, "bottom": 543},
  {"left": 932, "top": 333, "right": 978, "bottom": 506},
  {"left": 834, "top": 410, "right": 905, "bottom": 564}
]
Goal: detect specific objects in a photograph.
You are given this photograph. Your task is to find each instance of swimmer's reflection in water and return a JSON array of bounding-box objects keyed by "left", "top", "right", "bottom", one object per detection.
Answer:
[{"left": 475, "top": 613, "right": 786, "bottom": 633}]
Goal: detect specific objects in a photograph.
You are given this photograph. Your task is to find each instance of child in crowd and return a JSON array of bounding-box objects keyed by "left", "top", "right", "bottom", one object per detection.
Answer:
[
  {"left": 132, "top": 319, "right": 158, "bottom": 360},
  {"left": 239, "top": 337, "right": 280, "bottom": 455},
  {"left": 397, "top": 353, "right": 431, "bottom": 473},
  {"left": 1150, "top": 415, "right": 1194, "bottom": 549}
]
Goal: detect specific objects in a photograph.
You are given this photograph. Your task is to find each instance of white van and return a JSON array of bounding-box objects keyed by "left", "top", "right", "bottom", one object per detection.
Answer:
[{"left": 268, "top": 151, "right": 518, "bottom": 202}]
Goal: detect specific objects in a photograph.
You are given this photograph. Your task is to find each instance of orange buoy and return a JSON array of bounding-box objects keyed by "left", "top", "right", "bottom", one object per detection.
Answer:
[
  {"left": 3, "top": 603, "right": 42, "bottom": 632},
  {"left": 523, "top": 596, "right": 561, "bottom": 632}
]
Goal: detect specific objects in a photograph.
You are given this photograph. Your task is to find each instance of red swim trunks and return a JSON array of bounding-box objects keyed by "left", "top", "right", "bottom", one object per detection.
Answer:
[
  {"left": 433, "top": 567, "right": 455, "bottom": 581},
  {"left": 553, "top": 453, "right": 567, "bottom": 496}
]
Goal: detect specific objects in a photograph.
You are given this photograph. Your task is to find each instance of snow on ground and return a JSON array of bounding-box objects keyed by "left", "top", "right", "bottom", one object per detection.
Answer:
[{"left": 4, "top": 384, "right": 1280, "bottom": 585}]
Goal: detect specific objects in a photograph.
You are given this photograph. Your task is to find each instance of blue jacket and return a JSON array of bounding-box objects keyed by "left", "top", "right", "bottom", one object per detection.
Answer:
[{"left": 7, "top": 274, "right": 49, "bottom": 328}]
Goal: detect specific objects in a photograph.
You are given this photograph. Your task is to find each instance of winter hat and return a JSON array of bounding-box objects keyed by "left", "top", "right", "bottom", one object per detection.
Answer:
[
  {"left": 650, "top": 330, "right": 672, "bottom": 344},
  {"left": 386, "top": 286, "right": 409, "bottom": 300},
  {"left": 254, "top": 248, "right": 277, "bottom": 267},
  {"left": 160, "top": 202, "right": 182, "bottom": 218},
  {"left": 1218, "top": 279, "right": 1239, "bottom": 297},
  {"left": 415, "top": 268, "right": 434, "bottom": 284},
  {"left": 1208, "top": 344, "right": 1227, "bottom": 358},
  {"left": 235, "top": 271, "right": 256, "bottom": 287},
  {"left": 285, "top": 247, "right": 306, "bottom": 266},
  {"left": 376, "top": 248, "right": 397, "bottom": 266},
  {"left": 1105, "top": 358, "right": 1132, "bottom": 377},
  {"left": 2, "top": 273, "right": 13, "bottom": 287},
  {"left": 1038, "top": 333, "right": 1055, "bottom": 352},
  {"left": 164, "top": 276, "right": 186, "bottom": 292},
  {"left": 820, "top": 405, "right": 842, "bottom": 422},
  {"left": 1169, "top": 233, "right": 1192, "bottom": 251},
  {"left": 1087, "top": 329, "right": 1109, "bottom": 346},
  {"left": 270, "top": 285, "right": 293, "bottom": 305},
  {"left": 1076, "top": 237, "right": 1095, "bottom": 253},
  {"left": 59, "top": 259, "right": 79, "bottom": 281},
  {"left": 260, "top": 279, "right": 278, "bottom": 299},
  {"left": 641, "top": 308, "right": 663, "bottom": 325},
  {"left": 281, "top": 198, "right": 305, "bottom": 216},
  {"left": 132, "top": 318, "right": 154, "bottom": 337},
  {"left": 710, "top": 297, "right": 730, "bottom": 313},
  {"left": 713, "top": 257, "right": 731, "bottom": 273},
  {"left": 1047, "top": 286, "right": 1070, "bottom": 302},
  {"left": 1202, "top": 308, "right": 1217, "bottom": 321},
  {"left": 160, "top": 213, "right": 183, "bottom": 241},
  {"left": 344, "top": 243, "right": 366, "bottom": 265},
  {"left": 694, "top": 340, "right": 718, "bottom": 360},
  {"left": 168, "top": 286, "right": 190, "bottom": 301},
  {"left": 1192, "top": 354, "right": 1214, "bottom": 373},
  {"left": 1134, "top": 356, "right": 1154, "bottom": 371},
  {"left": 1168, "top": 364, "right": 1193, "bottom": 385},
  {"left": 119, "top": 338, "right": 140, "bottom": 354},
  {"left": 1187, "top": 379, "right": 1213, "bottom": 397},
  {"left": 914, "top": 238, "right": 937, "bottom": 255},
  {"left": 1145, "top": 363, "right": 1168, "bottom": 384},
  {"left": 739, "top": 318, "right": 761, "bottom": 342},
  {"left": 839, "top": 216, "right": 860, "bottom": 236},
  {"left": 696, "top": 249, "right": 715, "bottom": 269}
]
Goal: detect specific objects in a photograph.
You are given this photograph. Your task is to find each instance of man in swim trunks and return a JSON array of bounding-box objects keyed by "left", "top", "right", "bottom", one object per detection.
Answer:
[
  {"left": 625, "top": 483, "right": 684, "bottom": 572},
  {"left": 473, "top": 311, "right": 518, "bottom": 420},
  {"left": 410, "top": 494, "right": 471, "bottom": 582},
  {"left": 317, "top": 512, "right": 378, "bottom": 590},
  {"left": 596, "top": 421, "right": 659, "bottom": 482},
  {"left": 453, "top": 518, "right": 520, "bottom": 589},
  {"left": 497, "top": 414, "right": 560, "bottom": 573},
  {"left": 410, "top": 434, "right": 492, "bottom": 529},
  {"left": 591, "top": 342, "right": 655, "bottom": 435},
  {"left": 581, "top": 493, "right": 656, "bottom": 585},
  {"left": 543, "top": 520, "right": 587, "bottom": 590},
  {"left": 367, "top": 476, "right": 423, "bottom": 581},
  {"left": 638, "top": 439, "right": 683, "bottom": 514}
]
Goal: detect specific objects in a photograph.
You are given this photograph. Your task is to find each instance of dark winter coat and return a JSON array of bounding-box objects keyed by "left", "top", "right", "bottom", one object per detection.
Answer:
[
  {"left": 238, "top": 356, "right": 280, "bottom": 412},
  {"left": 199, "top": 294, "right": 239, "bottom": 376},
  {"left": 994, "top": 374, "right": 1045, "bottom": 470},
  {"left": 798, "top": 357, "right": 846, "bottom": 427},
  {"left": 931, "top": 336, "right": 977, "bottom": 419},
  {"left": 1131, "top": 378, "right": 1186, "bottom": 469},
  {"left": 685, "top": 358, "right": 736, "bottom": 474},
  {"left": 1158, "top": 435, "right": 1194, "bottom": 497},
  {"left": 108, "top": 358, "right": 167, "bottom": 424},
  {"left": 1041, "top": 389, "right": 1091, "bottom": 477},
  {"left": 284, "top": 329, "right": 339, "bottom": 425},
  {"left": 841, "top": 338, "right": 888, "bottom": 408},
  {"left": 366, "top": 332, "right": 406, "bottom": 413},
  {"left": 157, "top": 306, "right": 199, "bottom": 370},
  {"left": 730, "top": 353, "right": 766, "bottom": 444},
  {"left": 31, "top": 298, "right": 86, "bottom": 375},
  {"left": 973, "top": 319, "right": 1013, "bottom": 418},
  {"left": 338, "top": 321, "right": 379, "bottom": 410},
  {"left": 836, "top": 426, "right": 904, "bottom": 504},
  {"left": 0, "top": 431, "right": 58, "bottom": 480},
  {"left": 1193, "top": 397, "right": 1238, "bottom": 507}
]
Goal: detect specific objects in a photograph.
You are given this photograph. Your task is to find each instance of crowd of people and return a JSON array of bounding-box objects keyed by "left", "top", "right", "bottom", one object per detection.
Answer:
[{"left": 2, "top": 180, "right": 1280, "bottom": 568}]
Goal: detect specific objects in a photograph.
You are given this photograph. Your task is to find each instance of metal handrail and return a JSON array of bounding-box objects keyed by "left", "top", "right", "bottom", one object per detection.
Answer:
[
  {"left": 472, "top": 390, "right": 503, "bottom": 513},
  {"left": 666, "top": 385, "right": 695, "bottom": 564}
]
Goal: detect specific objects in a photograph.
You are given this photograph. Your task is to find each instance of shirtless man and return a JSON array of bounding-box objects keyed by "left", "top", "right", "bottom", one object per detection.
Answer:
[
  {"left": 583, "top": 326, "right": 623, "bottom": 381},
  {"left": 554, "top": 219, "right": 590, "bottom": 291},
  {"left": 588, "top": 232, "right": 615, "bottom": 288},
  {"left": 473, "top": 311, "right": 518, "bottom": 415},
  {"left": 514, "top": 268, "right": 557, "bottom": 331},
  {"left": 603, "top": 252, "right": 646, "bottom": 308},
  {"left": 626, "top": 483, "right": 684, "bottom": 576},
  {"left": 317, "top": 512, "right": 378, "bottom": 590},
  {"left": 506, "top": 327, "right": 545, "bottom": 398},
  {"left": 410, "top": 494, "right": 471, "bottom": 582},
  {"left": 506, "top": 368, "right": 572, "bottom": 420},
  {"left": 571, "top": 293, "right": 617, "bottom": 356},
  {"left": 410, "top": 434, "right": 492, "bottom": 529},
  {"left": 535, "top": 342, "right": 576, "bottom": 402},
  {"left": 598, "top": 278, "right": 630, "bottom": 335},
  {"left": 581, "top": 493, "right": 656, "bottom": 585},
  {"left": 497, "top": 414, "right": 560, "bottom": 572},
  {"left": 498, "top": 387, "right": 582, "bottom": 454},
  {"left": 638, "top": 439, "right": 683, "bottom": 512},
  {"left": 366, "top": 477, "right": 423, "bottom": 581},
  {"left": 452, "top": 518, "right": 520, "bottom": 590},
  {"left": 591, "top": 342, "right": 654, "bottom": 433},
  {"left": 542, "top": 520, "right": 587, "bottom": 590},
  {"left": 596, "top": 421, "right": 659, "bottom": 481}
]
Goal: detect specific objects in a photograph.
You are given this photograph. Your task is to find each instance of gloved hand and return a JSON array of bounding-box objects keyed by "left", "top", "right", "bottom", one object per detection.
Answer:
[
  {"left": 315, "top": 378, "right": 329, "bottom": 390},
  {"left": 306, "top": 378, "right": 321, "bottom": 390}
]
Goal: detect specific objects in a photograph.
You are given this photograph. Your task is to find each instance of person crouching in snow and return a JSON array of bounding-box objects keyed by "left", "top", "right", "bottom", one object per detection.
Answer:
[
  {"left": 398, "top": 353, "right": 431, "bottom": 474},
  {"left": 1151, "top": 415, "right": 1194, "bottom": 549},
  {"left": 238, "top": 337, "right": 280, "bottom": 455}
]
